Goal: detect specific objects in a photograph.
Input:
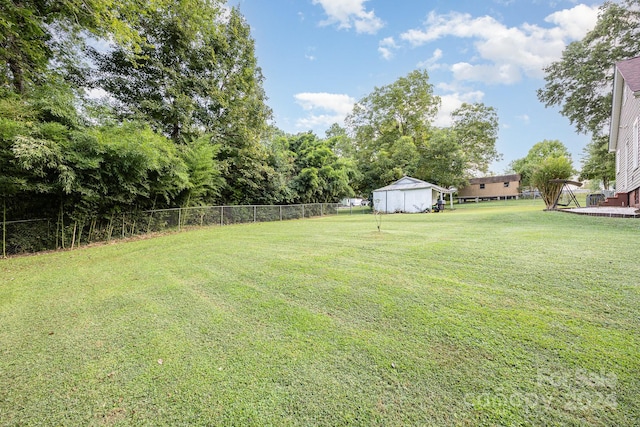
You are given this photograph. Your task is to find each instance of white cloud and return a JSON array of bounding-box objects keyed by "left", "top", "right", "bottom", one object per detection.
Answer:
[
  {"left": 294, "top": 92, "right": 356, "bottom": 130},
  {"left": 516, "top": 114, "right": 530, "bottom": 124},
  {"left": 451, "top": 62, "right": 522, "bottom": 85},
  {"left": 399, "top": 4, "right": 599, "bottom": 84},
  {"left": 402, "top": 13, "right": 505, "bottom": 46},
  {"left": 544, "top": 4, "right": 599, "bottom": 40},
  {"left": 294, "top": 92, "right": 355, "bottom": 114},
  {"left": 417, "top": 48, "right": 443, "bottom": 69},
  {"left": 378, "top": 37, "right": 398, "bottom": 60},
  {"left": 312, "top": 0, "right": 384, "bottom": 34},
  {"left": 434, "top": 90, "right": 485, "bottom": 127},
  {"left": 296, "top": 114, "right": 345, "bottom": 130},
  {"left": 305, "top": 46, "right": 317, "bottom": 61}
]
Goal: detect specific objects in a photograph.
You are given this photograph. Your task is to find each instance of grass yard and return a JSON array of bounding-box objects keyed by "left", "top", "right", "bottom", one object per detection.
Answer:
[{"left": 1, "top": 200, "right": 638, "bottom": 426}]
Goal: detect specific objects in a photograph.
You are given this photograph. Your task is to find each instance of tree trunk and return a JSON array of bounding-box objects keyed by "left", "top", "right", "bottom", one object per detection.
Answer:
[
  {"left": 7, "top": 54, "right": 25, "bottom": 95},
  {"left": 71, "top": 222, "right": 77, "bottom": 249},
  {"left": 59, "top": 202, "right": 65, "bottom": 249}
]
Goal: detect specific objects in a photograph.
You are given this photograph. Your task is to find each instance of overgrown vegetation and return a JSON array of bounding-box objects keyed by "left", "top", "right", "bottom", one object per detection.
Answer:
[
  {"left": 1, "top": 202, "right": 638, "bottom": 425},
  {"left": 1, "top": 2, "right": 502, "bottom": 237}
]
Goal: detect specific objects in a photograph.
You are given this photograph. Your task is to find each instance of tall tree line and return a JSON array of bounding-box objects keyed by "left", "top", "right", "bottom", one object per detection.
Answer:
[
  {"left": 2, "top": 0, "right": 503, "bottom": 232},
  {"left": 0, "top": 0, "right": 355, "bottom": 227}
]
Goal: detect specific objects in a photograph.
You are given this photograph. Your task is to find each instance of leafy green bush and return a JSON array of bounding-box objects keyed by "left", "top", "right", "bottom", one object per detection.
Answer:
[{"left": 531, "top": 156, "right": 574, "bottom": 209}]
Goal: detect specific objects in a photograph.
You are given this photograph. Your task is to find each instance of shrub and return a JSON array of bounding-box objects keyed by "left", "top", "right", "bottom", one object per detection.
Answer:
[{"left": 531, "top": 156, "right": 575, "bottom": 209}]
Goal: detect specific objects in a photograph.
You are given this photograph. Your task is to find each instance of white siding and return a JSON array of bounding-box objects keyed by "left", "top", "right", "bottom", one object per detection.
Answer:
[
  {"left": 616, "top": 86, "right": 640, "bottom": 193},
  {"left": 404, "top": 189, "right": 431, "bottom": 213},
  {"left": 387, "top": 191, "right": 404, "bottom": 212},
  {"left": 631, "top": 117, "right": 640, "bottom": 170},
  {"left": 373, "top": 188, "right": 433, "bottom": 213},
  {"left": 373, "top": 190, "right": 403, "bottom": 213}
]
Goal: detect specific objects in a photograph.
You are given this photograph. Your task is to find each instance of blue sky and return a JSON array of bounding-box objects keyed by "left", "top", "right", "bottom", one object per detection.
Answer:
[{"left": 230, "top": 0, "right": 605, "bottom": 173}]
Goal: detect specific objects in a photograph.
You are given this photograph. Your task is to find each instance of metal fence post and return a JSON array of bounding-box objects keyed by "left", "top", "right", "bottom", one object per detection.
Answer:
[
  {"left": 220, "top": 206, "right": 224, "bottom": 226},
  {"left": 280, "top": 206, "right": 282, "bottom": 221},
  {"left": 178, "top": 208, "right": 181, "bottom": 232},
  {"left": 254, "top": 205, "right": 257, "bottom": 223}
]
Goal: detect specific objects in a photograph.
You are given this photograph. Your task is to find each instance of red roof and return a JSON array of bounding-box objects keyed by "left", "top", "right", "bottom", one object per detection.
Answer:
[{"left": 616, "top": 56, "right": 640, "bottom": 93}]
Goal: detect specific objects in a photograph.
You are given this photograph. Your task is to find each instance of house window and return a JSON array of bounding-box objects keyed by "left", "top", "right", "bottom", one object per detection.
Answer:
[
  {"left": 503, "top": 182, "right": 509, "bottom": 188},
  {"left": 479, "top": 183, "right": 485, "bottom": 189}
]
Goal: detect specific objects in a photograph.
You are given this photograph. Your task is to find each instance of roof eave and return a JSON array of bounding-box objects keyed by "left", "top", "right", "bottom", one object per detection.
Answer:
[{"left": 609, "top": 68, "right": 623, "bottom": 152}]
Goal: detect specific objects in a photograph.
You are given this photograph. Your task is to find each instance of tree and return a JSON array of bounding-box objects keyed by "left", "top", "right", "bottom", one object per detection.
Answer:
[
  {"left": 579, "top": 135, "right": 615, "bottom": 190},
  {"left": 416, "top": 128, "right": 466, "bottom": 189},
  {"left": 347, "top": 70, "right": 440, "bottom": 145},
  {"left": 91, "top": 3, "right": 270, "bottom": 143},
  {"left": 85, "top": 123, "right": 190, "bottom": 211},
  {"left": 91, "top": 0, "right": 218, "bottom": 141},
  {"left": 177, "top": 137, "right": 223, "bottom": 207},
  {"left": 531, "top": 156, "right": 575, "bottom": 209},
  {"left": 213, "top": 8, "right": 275, "bottom": 204},
  {"left": 0, "top": 79, "right": 205, "bottom": 228},
  {"left": 0, "top": 92, "right": 34, "bottom": 202},
  {"left": 287, "top": 132, "right": 355, "bottom": 203},
  {"left": 451, "top": 103, "right": 501, "bottom": 176},
  {"left": 217, "top": 142, "right": 283, "bottom": 205},
  {"left": 2, "top": 80, "right": 83, "bottom": 226},
  {"left": 259, "top": 126, "right": 304, "bottom": 205},
  {"left": 0, "top": 0, "right": 149, "bottom": 94},
  {"left": 325, "top": 123, "right": 355, "bottom": 159},
  {"left": 509, "top": 140, "right": 572, "bottom": 188},
  {"left": 90, "top": 2, "right": 273, "bottom": 204},
  {"left": 346, "top": 71, "right": 501, "bottom": 195},
  {"left": 538, "top": 0, "right": 640, "bottom": 135},
  {"left": 538, "top": 0, "right": 640, "bottom": 186},
  {"left": 346, "top": 70, "right": 441, "bottom": 194}
]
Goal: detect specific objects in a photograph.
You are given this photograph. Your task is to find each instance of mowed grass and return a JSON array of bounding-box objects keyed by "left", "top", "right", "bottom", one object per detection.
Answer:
[{"left": 1, "top": 200, "right": 638, "bottom": 426}]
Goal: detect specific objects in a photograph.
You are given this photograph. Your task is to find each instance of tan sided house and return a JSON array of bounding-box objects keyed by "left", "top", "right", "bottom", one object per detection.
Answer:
[
  {"left": 457, "top": 174, "right": 521, "bottom": 203},
  {"left": 608, "top": 56, "right": 640, "bottom": 208}
]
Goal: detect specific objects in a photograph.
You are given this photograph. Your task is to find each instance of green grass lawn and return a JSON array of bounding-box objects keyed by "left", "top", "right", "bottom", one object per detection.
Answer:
[{"left": 1, "top": 200, "right": 638, "bottom": 426}]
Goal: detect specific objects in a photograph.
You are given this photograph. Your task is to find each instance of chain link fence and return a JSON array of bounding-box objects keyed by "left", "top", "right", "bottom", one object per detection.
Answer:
[{"left": 2, "top": 203, "right": 339, "bottom": 257}]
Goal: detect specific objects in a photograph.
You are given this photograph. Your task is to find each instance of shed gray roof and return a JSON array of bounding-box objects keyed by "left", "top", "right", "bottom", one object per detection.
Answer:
[{"left": 373, "top": 176, "right": 450, "bottom": 193}]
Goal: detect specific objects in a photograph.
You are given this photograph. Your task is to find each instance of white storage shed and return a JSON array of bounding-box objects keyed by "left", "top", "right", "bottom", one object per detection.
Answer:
[{"left": 373, "top": 176, "right": 451, "bottom": 213}]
